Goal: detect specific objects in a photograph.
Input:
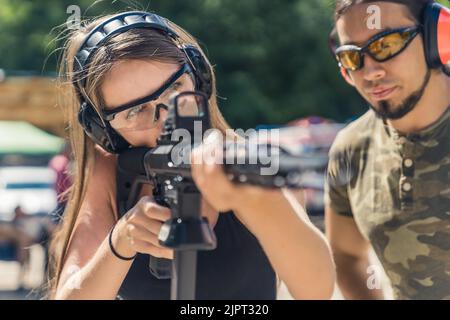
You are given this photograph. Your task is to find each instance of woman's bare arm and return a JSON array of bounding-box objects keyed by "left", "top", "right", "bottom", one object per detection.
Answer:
[
  {"left": 55, "top": 149, "right": 135, "bottom": 299},
  {"left": 191, "top": 141, "right": 336, "bottom": 300}
]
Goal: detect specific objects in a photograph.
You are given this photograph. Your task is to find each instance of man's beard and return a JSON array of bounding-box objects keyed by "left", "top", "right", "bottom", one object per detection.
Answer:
[{"left": 369, "top": 69, "right": 431, "bottom": 120}]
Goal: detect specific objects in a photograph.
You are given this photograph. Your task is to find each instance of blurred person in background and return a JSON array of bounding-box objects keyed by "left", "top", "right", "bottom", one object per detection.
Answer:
[
  {"left": 48, "top": 142, "right": 73, "bottom": 223},
  {"left": 0, "top": 206, "right": 33, "bottom": 290}
]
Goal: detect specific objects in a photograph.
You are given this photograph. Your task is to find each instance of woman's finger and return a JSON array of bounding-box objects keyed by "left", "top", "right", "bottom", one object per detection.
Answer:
[
  {"left": 141, "top": 201, "right": 171, "bottom": 222},
  {"left": 131, "top": 239, "right": 174, "bottom": 259},
  {"left": 128, "top": 210, "right": 164, "bottom": 234},
  {"left": 127, "top": 223, "right": 164, "bottom": 245}
]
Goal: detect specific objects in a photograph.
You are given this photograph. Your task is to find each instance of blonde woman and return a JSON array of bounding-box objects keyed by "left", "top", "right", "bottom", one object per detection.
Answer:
[{"left": 49, "top": 11, "right": 335, "bottom": 300}]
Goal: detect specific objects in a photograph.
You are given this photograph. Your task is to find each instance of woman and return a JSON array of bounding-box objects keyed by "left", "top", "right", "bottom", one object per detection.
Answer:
[{"left": 49, "top": 11, "right": 335, "bottom": 300}]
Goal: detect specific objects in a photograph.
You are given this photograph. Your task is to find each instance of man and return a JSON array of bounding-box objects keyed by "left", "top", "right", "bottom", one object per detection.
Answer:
[{"left": 325, "top": 0, "right": 450, "bottom": 299}]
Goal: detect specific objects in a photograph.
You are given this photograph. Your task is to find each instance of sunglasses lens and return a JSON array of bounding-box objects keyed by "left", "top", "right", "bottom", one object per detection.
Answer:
[
  {"left": 368, "top": 30, "right": 413, "bottom": 61},
  {"left": 337, "top": 50, "right": 361, "bottom": 71}
]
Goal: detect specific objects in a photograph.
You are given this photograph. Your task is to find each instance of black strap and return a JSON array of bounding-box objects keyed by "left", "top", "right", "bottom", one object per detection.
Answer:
[{"left": 108, "top": 223, "right": 136, "bottom": 261}]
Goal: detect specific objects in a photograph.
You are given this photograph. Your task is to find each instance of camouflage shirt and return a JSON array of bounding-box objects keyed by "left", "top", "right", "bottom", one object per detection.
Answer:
[{"left": 325, "top": 107, "right": 450, "bottom": 300}]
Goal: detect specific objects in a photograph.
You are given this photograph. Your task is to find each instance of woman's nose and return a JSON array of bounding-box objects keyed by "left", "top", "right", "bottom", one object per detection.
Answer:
[{"left": 158, "top": 108, "right": 169, "bottom": 122}]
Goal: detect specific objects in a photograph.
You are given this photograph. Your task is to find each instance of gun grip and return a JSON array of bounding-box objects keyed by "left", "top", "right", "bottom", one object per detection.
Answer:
[{"left": 149, "top": 256, "right": 172, "bottom": 279}]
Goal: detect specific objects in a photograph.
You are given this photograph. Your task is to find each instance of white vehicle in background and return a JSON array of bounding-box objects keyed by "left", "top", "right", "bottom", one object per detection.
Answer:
[
  {"left": 0, "top": 166, "right": 57, "bottom": 275},
  {"left": 0, "top": 166, "right": 57, "bottom": 222}
]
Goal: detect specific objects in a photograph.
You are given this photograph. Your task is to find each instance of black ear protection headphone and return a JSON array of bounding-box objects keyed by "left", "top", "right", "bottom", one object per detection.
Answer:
[
  {"left": 73, "top": 11, "right": 214, "bottom": 154},
  {"left": 329, "top": 2, "right": 450, "bottom": 79}
]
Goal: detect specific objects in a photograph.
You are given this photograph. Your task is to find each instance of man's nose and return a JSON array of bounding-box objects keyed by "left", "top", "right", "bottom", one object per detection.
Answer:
[{"left": 361, "top": 54, "right": 386, "bottom": 81}]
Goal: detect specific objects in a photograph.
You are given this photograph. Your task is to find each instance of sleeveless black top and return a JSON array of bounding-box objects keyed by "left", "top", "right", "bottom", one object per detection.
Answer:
[
  {"left": 115, "top": 171, "right": 276, "bottom": 300},
  {"left": 117, "top": 212, "right": 276, "bottom": 300}
]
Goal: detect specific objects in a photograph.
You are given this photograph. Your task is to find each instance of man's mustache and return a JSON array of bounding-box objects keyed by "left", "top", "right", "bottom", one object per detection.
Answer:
[{"left": 363, "top": 80, "right": 398, "bottom": 92}]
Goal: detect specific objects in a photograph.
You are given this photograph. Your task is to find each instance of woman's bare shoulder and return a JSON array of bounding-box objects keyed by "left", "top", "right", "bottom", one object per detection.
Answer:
[
  {"left": 92, "top": 145, "right": 118, "bottom": 188},
  {"left": 61, "top": 146, "right": 119, "bottom": 276}
]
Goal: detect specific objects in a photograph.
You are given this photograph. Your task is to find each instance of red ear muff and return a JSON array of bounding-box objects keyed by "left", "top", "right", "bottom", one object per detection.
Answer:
[
  {"left": 423, "top": 3, "right": 450, "bottom": 68},
  {"left": 339, "top": 66, "right": 355, "bottom": 86},
  {"left": 340, "top": 67, "right": 348, "bottom": 79},
  {"left": 437, "top": 5, "right": 450, "bottom": 65}
]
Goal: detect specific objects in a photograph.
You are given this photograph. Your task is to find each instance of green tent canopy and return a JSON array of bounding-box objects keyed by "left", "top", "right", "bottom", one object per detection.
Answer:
[{"left": 0, "top": 121, "right": 64, "bottom": 155}]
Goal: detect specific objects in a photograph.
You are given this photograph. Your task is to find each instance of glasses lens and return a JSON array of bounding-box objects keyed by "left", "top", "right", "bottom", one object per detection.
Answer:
[
  {"left": 109, "top": 73, "right": 194, "bottom": 130},
  {"left": 368, "top": 30, "right": 412, "bottom": 61},
  {"left": 176, "top": 93, "right": 206, "bottom": 117},
  {"left": 109, "top": 101, "right": 158, "bottom": 131},
  {"left": 337, "top": 50, "right": 361, "bottom": 71}
]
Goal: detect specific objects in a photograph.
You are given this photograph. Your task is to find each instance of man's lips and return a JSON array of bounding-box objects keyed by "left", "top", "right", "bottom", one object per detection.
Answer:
[{"left": 368, "top": 86, "right": 398, "bottom": 101}]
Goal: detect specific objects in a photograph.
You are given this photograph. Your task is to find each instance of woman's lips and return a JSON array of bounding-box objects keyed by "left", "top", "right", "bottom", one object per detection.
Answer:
[{"left": 369, "top": 86, "right": 398, "bottom": 101}]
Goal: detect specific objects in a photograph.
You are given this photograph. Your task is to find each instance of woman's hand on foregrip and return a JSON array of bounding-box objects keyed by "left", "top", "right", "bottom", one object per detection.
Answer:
[
  {"left": 113, "top": 196, "right": 174, "bottom": 259},
  {"left": 191, "top": 134, "right": 236, "bottom": 212}
]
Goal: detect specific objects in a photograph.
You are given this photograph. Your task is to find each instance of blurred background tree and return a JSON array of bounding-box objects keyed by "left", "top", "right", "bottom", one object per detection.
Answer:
[{"left": 1, "top": 0, "right": 444, "bottom": 129}]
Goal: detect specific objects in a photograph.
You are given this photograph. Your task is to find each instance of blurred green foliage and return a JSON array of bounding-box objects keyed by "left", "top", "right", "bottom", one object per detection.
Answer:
[{"left": 0, "top": 0, "right": 445, "bottom": 128}]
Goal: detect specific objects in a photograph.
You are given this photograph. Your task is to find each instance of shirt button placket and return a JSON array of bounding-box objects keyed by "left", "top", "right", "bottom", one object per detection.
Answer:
[{"left": 400, "top": 151, "right": 415, "bottom": 210}]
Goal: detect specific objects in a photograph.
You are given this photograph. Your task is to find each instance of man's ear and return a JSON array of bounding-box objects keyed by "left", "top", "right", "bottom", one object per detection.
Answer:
[{"left": 340, "top": 67, "right": 355, "bottom": 86}]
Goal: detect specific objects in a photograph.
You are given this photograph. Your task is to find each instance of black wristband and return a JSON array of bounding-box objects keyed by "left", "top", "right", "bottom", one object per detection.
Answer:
[{"left": 108, "top": 223, "right": 136, "bottom": 261}]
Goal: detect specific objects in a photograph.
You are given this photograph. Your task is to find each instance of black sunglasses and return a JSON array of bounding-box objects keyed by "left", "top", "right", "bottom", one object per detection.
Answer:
[{"left": 335, "top": 26, "right": 422, "bottom": 71}]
